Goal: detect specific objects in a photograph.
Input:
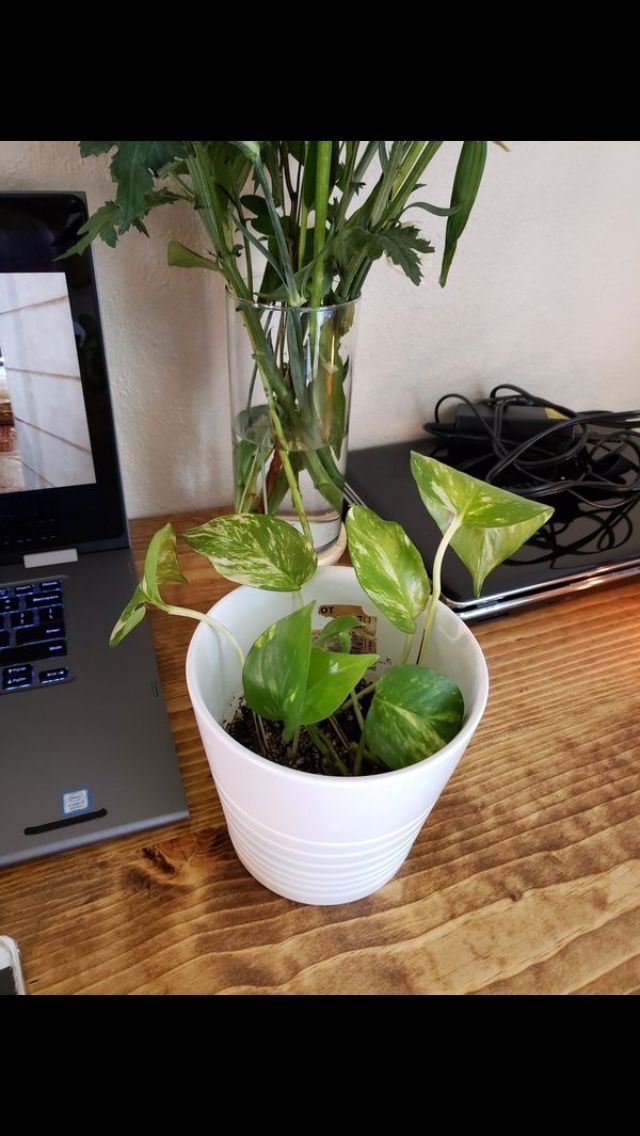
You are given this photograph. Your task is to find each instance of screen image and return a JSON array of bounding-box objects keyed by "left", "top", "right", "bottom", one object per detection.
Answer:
[{"left": 0, "top": 272, "right": 96, "bottom": 494}]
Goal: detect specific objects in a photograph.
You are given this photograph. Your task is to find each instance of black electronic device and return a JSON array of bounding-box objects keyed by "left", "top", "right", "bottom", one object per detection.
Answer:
[
  {"left": 345, "top": 389, "right": 640, "bottom": 620},
  {"left": 0, "top": 192, "right": 188, "bottom": 866}
]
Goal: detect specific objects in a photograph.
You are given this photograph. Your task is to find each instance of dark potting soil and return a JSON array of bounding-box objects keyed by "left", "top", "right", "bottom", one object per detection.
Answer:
[{"left": 225, "top": 684, "right": 384, "bottom": 777}]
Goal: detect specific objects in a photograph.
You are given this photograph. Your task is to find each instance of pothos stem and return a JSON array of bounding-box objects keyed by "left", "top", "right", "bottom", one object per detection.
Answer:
[
  {"left": 417, "top": 514, "right": 462, "bottom": 665},
  {"left": 164, "top": 603, "right": 245, "bottom": 668}
]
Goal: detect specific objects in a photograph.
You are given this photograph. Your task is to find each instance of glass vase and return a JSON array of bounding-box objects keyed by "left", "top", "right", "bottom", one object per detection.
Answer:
[{"left": 226, "top": 293, "right": 360, "bottom": 556}]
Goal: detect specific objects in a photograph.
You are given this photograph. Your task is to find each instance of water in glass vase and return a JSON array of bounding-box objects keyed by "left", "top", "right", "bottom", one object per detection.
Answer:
[
  {"left": 226, "top": 293, "right": 360, "bottom": 558},
  {"left": 232, "top": 415, "right": 348, "bottom": 553}
]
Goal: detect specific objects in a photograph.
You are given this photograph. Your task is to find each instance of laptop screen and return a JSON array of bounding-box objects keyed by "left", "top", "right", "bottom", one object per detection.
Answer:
[
  {"left": 0, "top": 194, "right": 127, "bottom": 564},
  {"left": 0, "top": 272, "right": 97, "bottom": 494}
]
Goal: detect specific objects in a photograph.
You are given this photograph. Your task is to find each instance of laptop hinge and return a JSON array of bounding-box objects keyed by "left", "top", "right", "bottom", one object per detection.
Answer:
[{"left": 23, "top": 548, "right": 79, "bottom": 569}]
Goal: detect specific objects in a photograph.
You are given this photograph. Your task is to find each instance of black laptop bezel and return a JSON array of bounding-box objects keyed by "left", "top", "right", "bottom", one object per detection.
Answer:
[{"left": 0, "top": 191, "right": 128, "bottom": 565}]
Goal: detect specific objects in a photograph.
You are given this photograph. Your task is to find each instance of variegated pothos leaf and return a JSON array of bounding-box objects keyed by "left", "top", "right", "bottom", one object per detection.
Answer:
[
  {"left": 242, "top": 603, "right": 313, "bottom": 741},
  {"left": 110, "top": 523, "right": 187, "bottom": 647},
  {"left": 410, "top": 452, "right": 554, "bottom": 596},
  {"left": 299, "top": 647, "right": 378, "bottom": 726},
  {"left": 183, "top": 514, "right": 317, "bottom": 591},
  {"left": 141, "top": 522, "right": 187, "bottom": 604},
  {"left": 365, "top": 665, "right": 464, "bottom": 769},
  {"left": 346, "top": 505, "right": 429, "bottom": 633},
  {"left": 109, "top": 585, "right": 147, "bottom": 647}
]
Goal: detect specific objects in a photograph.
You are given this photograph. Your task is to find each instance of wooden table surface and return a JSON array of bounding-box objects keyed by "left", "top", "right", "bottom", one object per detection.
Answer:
[{"left": 2, "top": 510, "right": 639, "bottom": 995}]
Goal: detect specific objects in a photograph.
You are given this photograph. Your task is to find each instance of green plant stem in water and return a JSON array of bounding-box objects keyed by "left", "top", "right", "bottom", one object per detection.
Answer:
[{"left": 266, "top": 403, "right": 314, "bottom": 546}]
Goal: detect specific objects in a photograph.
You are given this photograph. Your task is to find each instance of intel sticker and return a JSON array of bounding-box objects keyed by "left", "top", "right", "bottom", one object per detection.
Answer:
[{"left": 61, "top": 788, "right": 92, "bottom": 815}]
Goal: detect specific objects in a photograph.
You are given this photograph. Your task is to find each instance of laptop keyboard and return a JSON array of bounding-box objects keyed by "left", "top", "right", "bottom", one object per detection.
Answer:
[{"left": 0, "top": 579, "right": 71, "bottom": 694}]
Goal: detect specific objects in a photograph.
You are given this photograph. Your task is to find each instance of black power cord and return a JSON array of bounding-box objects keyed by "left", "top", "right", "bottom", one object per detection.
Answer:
[{"left": 424, "top": 384, "right": 640, "bottom": 509}]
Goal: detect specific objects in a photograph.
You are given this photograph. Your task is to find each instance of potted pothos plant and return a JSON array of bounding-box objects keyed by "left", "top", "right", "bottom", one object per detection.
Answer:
[
  {"left": 70, "top": 139, "right": 503, "bottom": 558},
  {"left": 112, "top": 454, "right": 552, "bottom": 905}
]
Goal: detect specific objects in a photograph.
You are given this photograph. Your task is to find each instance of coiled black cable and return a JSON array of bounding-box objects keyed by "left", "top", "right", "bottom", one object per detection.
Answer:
[{"left": 425, "top": 384, "right": 640, "bottom": 508}]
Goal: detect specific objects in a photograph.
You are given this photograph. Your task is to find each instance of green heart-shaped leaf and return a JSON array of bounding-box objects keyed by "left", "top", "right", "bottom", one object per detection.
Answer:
[
  {"left": 346, "top": 505, "right": 430, "bottom": 633},
  {"left": 300, "top": 647, "right": 378, "bottom": 727},
  {"left": 314, "top": 614, "right": 362, "bottom": 650},
  {"left": 410, "top": 452, "right": 554, "bottom": 595},
  {"left": 243, "top": 603, "right": 313, "bottom": 741},
  {"left": 141, "top": 522, "right": 188, "bottom": 604},
  {"left": 183, "top": 514, "right": 317, "bottom": 591},
  {"left": 365, "top": 665, "right": 464, "bottom": 769},
  {"left": 109, "top": 585, "right": 147, "bottom": 647},
  {"left": 109, "top": 522, "right": 186, "bottom": 646}
]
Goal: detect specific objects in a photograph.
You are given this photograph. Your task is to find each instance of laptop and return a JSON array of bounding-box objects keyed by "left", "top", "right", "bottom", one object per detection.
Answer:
[
  {"left": 0, "top": 192, "right": 188, "bottom": 866},
  {"left": 345, "top": 436, "right": 640, "bottom": 620}
]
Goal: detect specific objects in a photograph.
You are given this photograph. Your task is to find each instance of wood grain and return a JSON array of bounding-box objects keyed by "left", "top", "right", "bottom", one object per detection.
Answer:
[{"left": 1, "top": 509, "right": 639, "bottom": 995}]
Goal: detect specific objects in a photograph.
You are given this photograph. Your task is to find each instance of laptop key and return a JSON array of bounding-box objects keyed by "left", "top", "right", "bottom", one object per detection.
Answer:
[
  {"left": 0, "top": 598, "right": 19, "bottom": 613},
  {"left": 0, "top": 639, "right": 67, "bottom": 667},
  {"left": 38, "top": 666, "right": 70, "bottom": 685},
  {"left": 15, "top": 623, "right": 66, "bottom": 646},
  {"left": 38, "top": 580, "right": 62, "bottom": 593},
  {"left": 32, "top": 593, "right": 59, "bottom": 607},
  {"left": 2, "top": 664, "right": 34, "bottom": 691},
  {"left": 40, "top": 605, "right": 64, "bottom": 622},
  {"left": 0, "top": 631, "right": 9, "bottom": 649},
  {"left": 10, "top": 609, "right": 36, "bottom": 629}
]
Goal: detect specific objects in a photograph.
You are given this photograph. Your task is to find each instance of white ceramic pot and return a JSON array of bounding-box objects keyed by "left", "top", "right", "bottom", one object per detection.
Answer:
[{"left": 186, "top": 566, "right": 489, "bottom": 906}]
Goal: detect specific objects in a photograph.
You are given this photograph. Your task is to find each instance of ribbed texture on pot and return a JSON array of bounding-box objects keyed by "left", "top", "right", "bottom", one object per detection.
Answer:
[{"left": 217, "top": 783, "right": 427, "bottom": 905}]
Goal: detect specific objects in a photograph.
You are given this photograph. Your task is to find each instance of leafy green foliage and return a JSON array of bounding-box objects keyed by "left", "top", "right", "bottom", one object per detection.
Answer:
[
  {"left": 167, "top": 240, "right": 218, "bottom": 270},
  {"left": 75, "top": 140, "right": 493, "bottom": 299},
  {"left": 243, "top": 604, "right": 377, "bottom": 742},
  {"left": 110, "top": 142, "right": 183, "bottom": 230},
  {"left": 66, "top": 141, "right": 186, "bottom": 255},
  {"left": 73, "top": 139, "right": 495, "bottom": 557},
  {"left": 91, "top": 140, "right": 511, "bottom": 774},
  {"left": 109, "top": 585, "right": 147, "bottom": 647},
  {"left": 365, "top": 666, "right": 464, "bottom": 768},
  {"left": 79, "top": 141, "right": 117, "bottom": 157},
  {"left": 333, "top": 222, "right": 434, "bottom": 287},
  {"left": 231, "top": 141, "right": 261, "bottom": 161},
  {"left": 243, "top": 604, "right": 313, "bottom": 741},
  {"left": 141, "top": 522, "right": 188, "bottom": 601},
  {"left": 61, "top": 202, "right": 121, "bottom": 257},
  {"left": 410, "top": 452, "right": 554, "bottom": 595},
  {"left": 113, "top": 444, "right": 553, "bottom": 771},
  {"left": 183, "top": 514, "right": 317, "bottom": 591},
  {"left": 300, "top": 648, "right": 377, "bottom": 726},
  {"left": 314, "top": 614, "right": 361, "bottom": 651},
  {"left": 346, "top": 505, "right": 429, "bottom": 633},
  {"left": 439, "top": 141, "right": 487, "bottom": 287},
  {"left": 109, "top": 523, "right": 186, "bottom": 646}
]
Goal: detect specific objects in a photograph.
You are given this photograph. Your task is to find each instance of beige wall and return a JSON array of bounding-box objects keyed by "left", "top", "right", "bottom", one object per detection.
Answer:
[
  {"left": 0, "top": 272, "right": 95, "bottom": 489},
  {"left": 1, "top": 141, "right": 639, "bottom": 516}
]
